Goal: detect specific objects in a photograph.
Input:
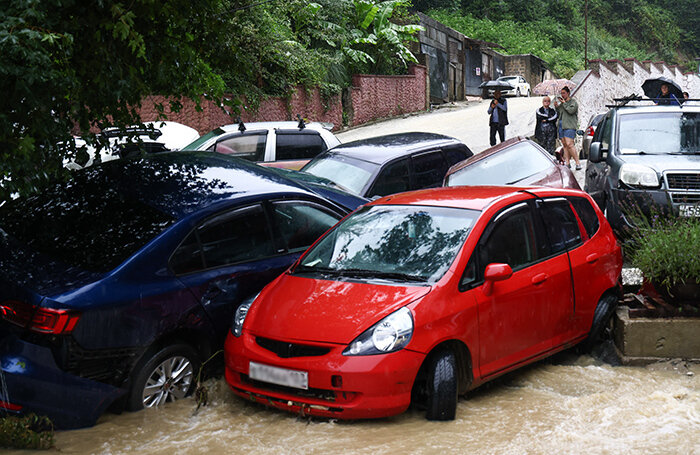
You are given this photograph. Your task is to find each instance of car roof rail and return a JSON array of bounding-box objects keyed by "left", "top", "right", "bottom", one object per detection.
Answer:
[
  {"left": 235, "top": 117, "right": 246, "bottom": 132},
  {"left": 605, "top": 93, "right": 699, "bottom": 108}
]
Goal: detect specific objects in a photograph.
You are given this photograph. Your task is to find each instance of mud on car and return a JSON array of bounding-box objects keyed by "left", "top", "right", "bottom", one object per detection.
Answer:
[{"left": 224, "top": 186, "right": 622, "bottom": 421}]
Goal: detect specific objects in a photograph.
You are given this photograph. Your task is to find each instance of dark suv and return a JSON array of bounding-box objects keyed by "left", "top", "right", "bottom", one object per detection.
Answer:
[{"left": 585, "top": 104, "right": 700, "bottom": 231}]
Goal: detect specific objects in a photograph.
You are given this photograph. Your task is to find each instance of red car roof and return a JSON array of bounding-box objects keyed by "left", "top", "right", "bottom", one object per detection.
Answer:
[
  {"left": 369, "top": 185, "right": 528, "bottom": 211},
  {"left": 370, "top": 185, "right": 591, "bottom": 211}
]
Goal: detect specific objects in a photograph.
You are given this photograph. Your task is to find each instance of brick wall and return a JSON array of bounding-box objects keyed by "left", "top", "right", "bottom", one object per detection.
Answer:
[
  {"left": 140, "top": 86, "right": 342, "bottom": 134},
  {"left": 137, "top": 65, "right": 427, "bottom": 134},
  {"left": 348, "top": 65, "right": 427, "bottom": 126}
]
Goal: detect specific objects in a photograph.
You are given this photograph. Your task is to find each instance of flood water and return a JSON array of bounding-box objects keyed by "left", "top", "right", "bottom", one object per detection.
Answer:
[{"left": 13, "top": 349, "right": 698, "bottom": 455}]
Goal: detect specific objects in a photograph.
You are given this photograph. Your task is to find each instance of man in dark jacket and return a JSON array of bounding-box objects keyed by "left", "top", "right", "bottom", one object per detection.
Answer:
[{"left": 487, "top": 90, "right": 508, "bottom": 146}]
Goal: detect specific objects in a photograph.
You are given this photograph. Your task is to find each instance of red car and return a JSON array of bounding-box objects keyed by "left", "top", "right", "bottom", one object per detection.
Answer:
[{"left": 224, "top": 186, "right": 622, "bottom": 421}]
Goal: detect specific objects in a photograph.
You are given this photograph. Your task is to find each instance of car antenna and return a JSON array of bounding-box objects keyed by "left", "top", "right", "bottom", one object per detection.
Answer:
[
  {"left": 236, "top": 117, "right": 246, "bottom": 133},
  {"left": 297, "top": 114, "right": 306, "bottom": 130}
]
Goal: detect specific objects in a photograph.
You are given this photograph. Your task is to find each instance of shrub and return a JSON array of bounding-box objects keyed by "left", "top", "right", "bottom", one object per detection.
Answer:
[
  {"left": 626, "top": 213, "right": 700, "bottom": 293},
  {"left": 0, "top": 414, "right": 54, "bottom": 450}
]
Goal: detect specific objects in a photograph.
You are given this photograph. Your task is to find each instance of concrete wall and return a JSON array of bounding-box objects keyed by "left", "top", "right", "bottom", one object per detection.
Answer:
[
  {"left": 138, "top": 66, "right": 427, "bottom": 134},
  {"left": 505, "top": 54, "right": 547, "bottom": 89},
  {"left": 571, "top": 58, "right": 700, "bottom": 129}
]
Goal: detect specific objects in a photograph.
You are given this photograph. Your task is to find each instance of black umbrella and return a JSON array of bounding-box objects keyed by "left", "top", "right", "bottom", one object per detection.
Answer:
[
  {"left": 479, "top": 80, "right": 515, "bottom": 91},
  {"left": 642, "top": 77, "right": 683, "bottom": 100}
]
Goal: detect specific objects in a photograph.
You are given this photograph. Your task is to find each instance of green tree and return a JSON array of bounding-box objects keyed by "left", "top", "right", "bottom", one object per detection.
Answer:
[{"left": 0, "top": 0, "right": 228, "bottom": 199}]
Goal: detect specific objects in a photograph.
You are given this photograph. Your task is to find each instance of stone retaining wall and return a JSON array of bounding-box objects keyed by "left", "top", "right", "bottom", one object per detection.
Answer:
[
  {"left": 137, "top": 65, "right": 427, "bottom": 134},
  {"left": 571, "top": 58, "right": 700, "bottom": 128}
]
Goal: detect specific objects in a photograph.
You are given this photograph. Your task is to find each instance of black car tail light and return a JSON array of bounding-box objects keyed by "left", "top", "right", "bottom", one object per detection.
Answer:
[
  {"left": 0, "top": 300, "right": 80, "bottom": 334},
  {"left": 586, "top": 126, "right": 595, "bottom": 136}
]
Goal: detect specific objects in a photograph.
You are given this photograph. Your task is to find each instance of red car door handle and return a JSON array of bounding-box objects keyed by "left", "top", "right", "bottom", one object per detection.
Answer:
[
  {"left": 531, "top": 273, "right": 548, "bottom": 285},
  {"left": 586, "top": 253, "right": 599, "bottom": 263}
]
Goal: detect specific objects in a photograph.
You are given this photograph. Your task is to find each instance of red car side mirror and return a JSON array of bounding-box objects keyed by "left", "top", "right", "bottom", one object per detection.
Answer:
[{"left": 483, "top": 263, "right": 513, "bottom": 296}]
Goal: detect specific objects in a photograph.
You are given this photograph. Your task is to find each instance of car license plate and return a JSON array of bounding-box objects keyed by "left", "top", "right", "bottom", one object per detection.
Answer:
[
  {"left": 679, "top": 204, "right": 700, "bottom": 217},
  {"left": 249, "top": 361, "right": 308, "bottom": 390}
]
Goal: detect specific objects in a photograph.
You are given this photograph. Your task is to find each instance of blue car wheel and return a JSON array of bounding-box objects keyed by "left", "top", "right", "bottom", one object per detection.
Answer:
[{"left": 127, "top": 344, "right": 200, "bottom": 411}]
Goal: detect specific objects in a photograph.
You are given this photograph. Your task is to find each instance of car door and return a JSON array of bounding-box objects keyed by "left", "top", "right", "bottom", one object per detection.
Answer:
[
  {"left": 410, "top": 150, "right": 450, "bottom": 190},
  {"left": 171, "top": 204, "right": 287, "bottom": 342},
  {"left": 211, "top": 131, "right": 268, "bottom": 161},
  {"left": 565, "top": 196, "right": 612, "bottom": 334},
  {"left": 272, "top": 129, "right": 328, "bottom": 169},
  {"left": 585, "top": 114, "right": 613, "bottom": 208},
  {"left": 534, "top": 197, "right": 581, "bottom": 346},
  {"left": 366, "top": 158, "right": 411, "bottom": 198},
  {"left": 172, "top": 200, "right": 342, "bottom": 342},
  {"left": 467, "top": 201, "right": 570, "bottom": 378}
]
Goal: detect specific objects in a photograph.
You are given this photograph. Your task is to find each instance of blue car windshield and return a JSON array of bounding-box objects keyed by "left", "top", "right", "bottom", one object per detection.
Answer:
[
  {"left": 294, "top": 205, "right": 478, "bottom": 283},
  {"left": 0, "top": 176, "right": 174, "bottom": 273}
]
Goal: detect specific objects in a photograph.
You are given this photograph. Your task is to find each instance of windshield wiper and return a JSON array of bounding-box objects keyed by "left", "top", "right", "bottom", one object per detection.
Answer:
[
  {"left": 336, "top": 268, "right": 426, "bottom": 282},
  {"left": 294, "top": 264, "right": 342, "bottom": 275}
]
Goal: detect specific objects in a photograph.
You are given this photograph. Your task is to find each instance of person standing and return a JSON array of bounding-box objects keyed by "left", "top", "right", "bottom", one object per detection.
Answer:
[
  {"left": 554, "top": 86, "right": 580, "bottom": 169},
  {"left": 488, "top": 90, "right": 508, "bottom": 146},
  {"left": 534, "top": 96, "right": 558, "bottom": 155}
]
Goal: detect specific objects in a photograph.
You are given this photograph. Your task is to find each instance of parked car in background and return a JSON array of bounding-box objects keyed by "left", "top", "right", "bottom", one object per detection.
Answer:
[
  {"left": 66, "top": 121, "right": 201, "bottom": 170},
  {"left": 444, "top": 137, "right": 580, "bottom": 189},
  {"left": 581, "top": 113, "right": 606, "bottom": 159},
  {"left": 224, "top": 186, "right": 622, "bottom": 421},
  {"left": 0, "top": 152, "right": 366, "bottom": 428},
  {"left": 184, "top": 120, "right": 340, "bottom": 170},
  {"left": 492, "top": 75, "right": 531, "bottom": 97},
  {"left": 299, "top": 133, "right": 473, "bottom": 199},
  {"left": 585, "top": 104, "right": 700, "bottom": 232}
]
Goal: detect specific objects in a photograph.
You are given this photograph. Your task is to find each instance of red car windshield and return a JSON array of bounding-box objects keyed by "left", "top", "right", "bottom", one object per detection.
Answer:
[{"left": 294, "top": 205, "right": 479, "bottom": 283}]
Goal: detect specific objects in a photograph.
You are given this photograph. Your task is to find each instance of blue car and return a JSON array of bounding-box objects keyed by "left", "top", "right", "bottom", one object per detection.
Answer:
[{"left": 0, "top": 152, "right": 366, "bottom": 428}]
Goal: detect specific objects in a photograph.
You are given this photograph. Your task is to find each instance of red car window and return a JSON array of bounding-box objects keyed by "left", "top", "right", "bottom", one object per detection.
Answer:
[
  {"left": 568, "top": 196, "right": 600, "bottom": 238},
  {"left": 536, "top": 198, "right": 583, "bottom": 254},
  {"left": 479, "top": 204, "right": 539, "bottom": 273}
]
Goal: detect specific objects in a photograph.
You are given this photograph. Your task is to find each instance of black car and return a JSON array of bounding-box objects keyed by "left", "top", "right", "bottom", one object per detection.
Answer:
[
  {"left": 299, "top": 133, "right": 473, "bottom": 198},
  {"left": 585, "top": 104, "right": 700, "bottom": 231}
]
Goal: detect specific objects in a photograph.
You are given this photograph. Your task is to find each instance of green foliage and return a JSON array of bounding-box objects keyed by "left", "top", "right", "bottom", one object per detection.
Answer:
[
  {"left": 0, "top": 0, "right": 423, "bottom": 199},
  {"left": 625, "top": 209, "right": 700, "bottom": 292},
  {"left": 424, "top": 0, "right": 697, "bottom": 79},
  {"left": 0, "top": 0, "right": 228, "bottom": 200},
  {"left": 340, "top": 0, "right": 423, "bottom": 76},
  {"left": 0, "top": 414, "right": 54, "bottom": 450}
]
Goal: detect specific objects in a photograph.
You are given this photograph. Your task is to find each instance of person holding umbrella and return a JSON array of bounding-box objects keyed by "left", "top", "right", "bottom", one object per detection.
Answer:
[
  {"left": 656, "top": 83, "right": 681, "bottom": 105},
  {"left": 642, "top": 77, "right": 683, "bottom": 105},
  {"left": 487, "top": 89, "right": 508, "bottom": 145}
]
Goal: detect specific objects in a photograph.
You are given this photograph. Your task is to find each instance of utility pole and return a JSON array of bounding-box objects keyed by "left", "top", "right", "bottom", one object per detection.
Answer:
[{"left": 584, "top": 0, "right": 588, "bottom": 68}]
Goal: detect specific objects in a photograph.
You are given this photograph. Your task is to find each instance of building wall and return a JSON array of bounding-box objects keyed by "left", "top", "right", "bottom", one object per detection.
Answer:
[
  {"left": 571, "top": 59, "right": 700, "bottom": 130},
  {"left": 349, "top": 65, "right": 427, "bottom": 126},
  {"left": 140, "top": 88, "right": 342, "bottom": 134},
  {"left": 505, "top": 54, "right": 547, "bottom": 89},
  {"left": 138, "top": 66, "right": 427, "bottom": 133}
]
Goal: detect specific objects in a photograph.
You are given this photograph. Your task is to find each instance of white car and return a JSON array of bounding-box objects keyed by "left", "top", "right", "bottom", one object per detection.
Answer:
[
  {"left": 184, "top": 120, "right": 340, "bottom": 170},
  {"left": 66, "top": 121, "right": 200, "bottom": 170},
  {"left": 495, "top": 75, "right": 531, "bottom": 97}
]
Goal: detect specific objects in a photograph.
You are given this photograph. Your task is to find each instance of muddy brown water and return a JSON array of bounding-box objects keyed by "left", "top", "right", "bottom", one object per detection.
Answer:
[{"left": 10, "top": 352, "right": 700, "bottom": 455}]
